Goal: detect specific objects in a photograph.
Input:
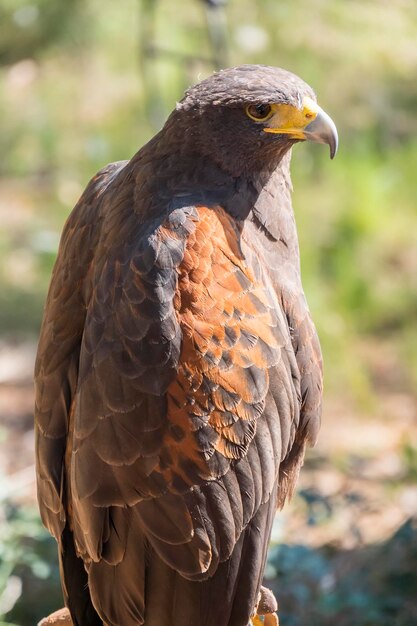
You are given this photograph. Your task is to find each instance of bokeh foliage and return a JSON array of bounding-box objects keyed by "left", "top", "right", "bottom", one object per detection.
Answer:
[
  {"left": 267, "top": 516, "right": 417, "bottom": 626},
  {"left": 0, "top": 0, "right": 416, "bottom": 624}
]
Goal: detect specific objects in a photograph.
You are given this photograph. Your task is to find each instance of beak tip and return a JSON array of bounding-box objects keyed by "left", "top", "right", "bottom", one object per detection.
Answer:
[{"left": 330, "top": 134, "right": 338, "bottom": 159}]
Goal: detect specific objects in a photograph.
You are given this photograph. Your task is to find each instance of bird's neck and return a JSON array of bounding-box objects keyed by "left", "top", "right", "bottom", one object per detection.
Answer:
[
  {"left": 128, "top": 138, "right": 299, "bottom": 273},
  {"left": 132, "top": 131, "right": 293, "bottom": 224}
]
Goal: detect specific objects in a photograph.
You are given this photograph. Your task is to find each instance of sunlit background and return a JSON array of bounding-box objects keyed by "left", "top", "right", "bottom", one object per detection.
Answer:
[{"left": 0, "top": 1, "right": 416, "bottom": 624}]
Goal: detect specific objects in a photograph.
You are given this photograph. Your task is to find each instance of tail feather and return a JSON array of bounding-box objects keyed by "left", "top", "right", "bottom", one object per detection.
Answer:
[
  {"left": 59, "top": 526, "right": 102, "bottom": 626},
  {"left": 88, "top": 521, "right": 146, "bottom": 626},
  {"left": 228, "top": 484, "right": 277, "bottom": 626},
  {"left": 143, "top": 486, "right": 277, "bottom": 626}
]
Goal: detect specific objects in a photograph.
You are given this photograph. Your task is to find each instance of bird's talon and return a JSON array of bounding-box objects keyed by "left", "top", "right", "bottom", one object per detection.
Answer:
[
  {"left": 251, "top": 612, "right": 279, "bottom": 626},
  {"left": 38, "top": 608, "right": 73, "bottom": 626},
  {"left": 251, "top": 585, "right": 279, "bottom": 626}
]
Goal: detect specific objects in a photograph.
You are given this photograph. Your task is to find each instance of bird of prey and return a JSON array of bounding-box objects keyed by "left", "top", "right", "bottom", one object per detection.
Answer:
[{"left": 35, "top": 65, "right": 337, "bottom": 626}]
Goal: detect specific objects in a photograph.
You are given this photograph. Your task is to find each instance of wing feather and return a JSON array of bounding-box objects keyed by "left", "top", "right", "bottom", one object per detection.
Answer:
[{"left": 35, "top": 161, "right": 128, "bottom": 539}]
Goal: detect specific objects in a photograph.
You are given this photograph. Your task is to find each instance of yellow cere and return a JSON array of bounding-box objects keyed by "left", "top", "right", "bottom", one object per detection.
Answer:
[{"left": 263, "top": 96, "right": 319, "bottom": 138}]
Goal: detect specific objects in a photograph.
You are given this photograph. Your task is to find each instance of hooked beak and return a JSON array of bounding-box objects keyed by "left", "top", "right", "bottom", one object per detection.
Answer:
[
  {"left": 303, "top": 106, "right": 338, "bottom": 159},
  {"left": 263, "top": 97, "right": 338, "bottom": 159}
]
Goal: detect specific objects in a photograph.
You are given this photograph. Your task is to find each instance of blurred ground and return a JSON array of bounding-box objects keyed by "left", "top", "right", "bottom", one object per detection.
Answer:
[{"left": 0, "top": 1, "right": 416, "bottom": 624}]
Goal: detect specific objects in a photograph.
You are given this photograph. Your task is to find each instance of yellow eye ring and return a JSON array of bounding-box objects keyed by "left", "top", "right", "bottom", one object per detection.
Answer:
[{"left": 246, "top": 103, "right": 273, "bottom": 122}]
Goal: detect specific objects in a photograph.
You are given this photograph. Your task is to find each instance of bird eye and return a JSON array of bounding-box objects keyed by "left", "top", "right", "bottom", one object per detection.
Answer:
[{"left": 246, "top": 103, "right": 273, "bottom": 122}]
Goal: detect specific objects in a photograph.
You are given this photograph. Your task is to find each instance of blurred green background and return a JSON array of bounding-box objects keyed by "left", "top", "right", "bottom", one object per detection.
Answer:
[{"left": 0, "top": 0, "right": 416, "bottom": 624}]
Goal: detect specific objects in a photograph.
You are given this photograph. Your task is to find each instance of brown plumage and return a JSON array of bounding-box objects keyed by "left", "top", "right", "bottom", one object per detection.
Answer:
[{"left": 35, "top": 65, "right": 337, "bottom": 626}]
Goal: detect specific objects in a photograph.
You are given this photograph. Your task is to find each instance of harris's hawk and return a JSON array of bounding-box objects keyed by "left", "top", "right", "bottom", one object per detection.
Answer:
[{"left": 35, "top": 65, "right": 337, "bottom": 626}]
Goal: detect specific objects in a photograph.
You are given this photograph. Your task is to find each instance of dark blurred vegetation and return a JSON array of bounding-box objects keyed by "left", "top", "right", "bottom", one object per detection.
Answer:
[
  {"left": 267, "top": 516, "right": 417, "bottom": 626},
  {"left": 0, "top": 0, "right": 416, "bottom": 624}
]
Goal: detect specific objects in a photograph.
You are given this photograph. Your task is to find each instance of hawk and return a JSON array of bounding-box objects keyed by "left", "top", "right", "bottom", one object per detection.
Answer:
[{"left": 35, "top": 65, "right": 337, "bottom": 626}]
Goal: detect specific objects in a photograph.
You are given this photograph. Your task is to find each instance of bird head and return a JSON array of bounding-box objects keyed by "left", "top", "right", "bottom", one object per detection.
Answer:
[{"left": 171, "top": 65, "right": 338, "bottom": 178}]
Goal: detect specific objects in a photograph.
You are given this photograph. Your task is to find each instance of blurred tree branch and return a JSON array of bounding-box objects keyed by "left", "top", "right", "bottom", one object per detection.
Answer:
[{"left": 139, "top": 0, "right": 229, "bottom": 128}]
